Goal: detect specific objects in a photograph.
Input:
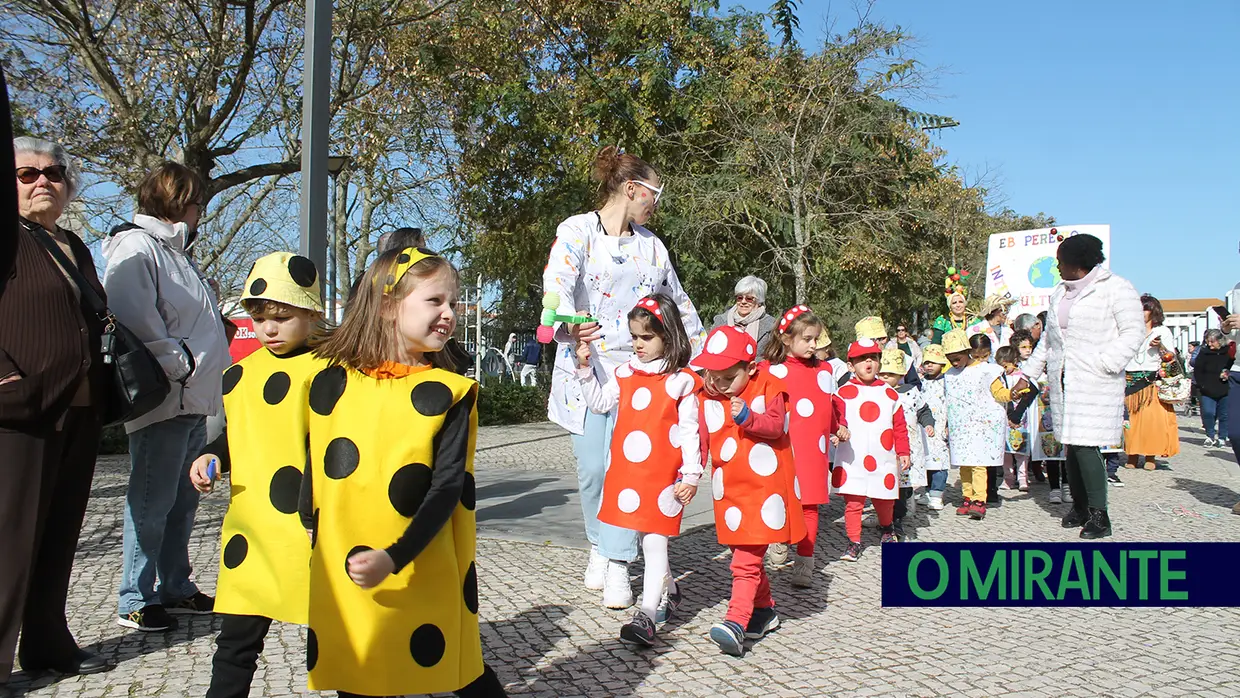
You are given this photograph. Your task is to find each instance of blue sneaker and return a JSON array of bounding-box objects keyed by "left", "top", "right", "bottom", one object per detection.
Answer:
[
  {"left": 655, "top": 583, "right": 682, "bottom": 624},
  {"left": 744, "top": 607, "right": 780, "bottom": 640},
  {"left": 709, "top": 620, "right": 746, "bottom": 657}
]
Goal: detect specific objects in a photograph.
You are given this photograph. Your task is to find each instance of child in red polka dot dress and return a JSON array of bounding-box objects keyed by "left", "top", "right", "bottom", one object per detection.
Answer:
[
  {"left": 693, "top": 326, "right": 806, "bottom": 657},
  {"left": 575, "top": 294, "right": 703, "bottom": 648},
  {"left": 831, "top": 340, "right": 911, "bottom": 562},
  {"left": 759, "top": 306, "right": 849, "bottom": 588}
]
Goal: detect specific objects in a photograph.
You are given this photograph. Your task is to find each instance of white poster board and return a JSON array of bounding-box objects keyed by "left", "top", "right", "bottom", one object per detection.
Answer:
[{"left": 984, "top": 224, "right": 1111, "bottom": 318}]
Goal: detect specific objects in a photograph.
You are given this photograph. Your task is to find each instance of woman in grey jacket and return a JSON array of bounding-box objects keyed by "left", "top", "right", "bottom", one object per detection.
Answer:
[
  {"left": 103, "top": 162, "right": 230, "bottom": 632},
  {"left": 711, "top": 275, "right": 777, "bottom": 357}
]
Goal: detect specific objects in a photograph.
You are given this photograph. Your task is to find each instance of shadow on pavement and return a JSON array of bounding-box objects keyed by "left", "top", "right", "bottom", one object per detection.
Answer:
[
  {"left": 477, "top": 488, "right": 576, "bottom": 524},
  {"left": 476, "top": 477, "right": 558, "bottom": 502},
  {"left": 1171, "top": 477, "right": 1240, "bottom": 509}
]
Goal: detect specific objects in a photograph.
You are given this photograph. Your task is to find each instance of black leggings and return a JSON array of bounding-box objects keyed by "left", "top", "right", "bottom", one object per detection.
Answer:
[
  {"left": 1046, "top": 460, "right": 1061, "bottom": 490},
  {"left": 338, "top": 664, "right": 508, "bottom": 698}
]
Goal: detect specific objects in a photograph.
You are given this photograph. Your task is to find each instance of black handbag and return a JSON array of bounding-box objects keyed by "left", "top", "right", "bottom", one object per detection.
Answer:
[{"left": 29, "top": 224, "right": 171, "bottom": 425}]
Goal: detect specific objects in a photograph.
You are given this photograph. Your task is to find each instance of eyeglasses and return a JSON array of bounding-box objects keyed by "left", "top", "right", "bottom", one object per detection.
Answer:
[
  {"left": 897, "top": 327, "right": 907, "bottom": 333},
  {"left": 16, "top": 166, "right": 67, "bottom": 184},
  {"left": 735, "top": 294, "right": 757, "bottom": 304},
  {"left": 628, "top": 180, "right": 664, "bottom": 205}
]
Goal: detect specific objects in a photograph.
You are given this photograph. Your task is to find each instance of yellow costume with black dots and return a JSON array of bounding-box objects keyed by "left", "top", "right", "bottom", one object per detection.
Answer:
[
  {"left": 214, "top": 347, "right": 324, "bottom": 624},
  {"left": 304, "top": 363, "right": 482, "bottom": 696}
]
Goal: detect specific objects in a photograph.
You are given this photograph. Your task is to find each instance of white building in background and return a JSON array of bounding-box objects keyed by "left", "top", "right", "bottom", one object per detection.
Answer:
[{"left": 1160, "top": 298, "right": 1224, "bottom": 357}]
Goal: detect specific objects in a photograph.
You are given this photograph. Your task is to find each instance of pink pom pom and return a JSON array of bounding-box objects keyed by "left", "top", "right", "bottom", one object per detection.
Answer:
[{"left": 536, "top": 325, "right": 555, "bottom": 344}]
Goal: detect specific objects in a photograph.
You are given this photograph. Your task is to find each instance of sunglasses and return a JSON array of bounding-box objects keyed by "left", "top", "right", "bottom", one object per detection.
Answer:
[
  {"left": 628, "top": 180, "right": 664, "bottom": 205},
  {"left": 735, "top": 294, "right": 757, "bottom": 304},
  {"left": 16, "top": 166, "right": 67, "bottom": 184}
]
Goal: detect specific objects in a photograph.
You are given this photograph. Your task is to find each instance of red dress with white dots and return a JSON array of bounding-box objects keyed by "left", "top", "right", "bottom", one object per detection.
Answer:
[
  {"left": 760, "top": 356, "right": 844, "bottom": 506},
  {"left": 703, "top": 369, "right": 807, "bottom": 546},
  {"left": 597, "top": 367, "right": 703, "bottom": 536},
  {"left": 831, "top": 379, "right": 910, "bottom": 500}
]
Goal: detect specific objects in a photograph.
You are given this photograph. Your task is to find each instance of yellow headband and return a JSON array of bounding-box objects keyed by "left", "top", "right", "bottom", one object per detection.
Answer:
[{"left": 382, "top": 247, "right": 436, "bottom": 294}]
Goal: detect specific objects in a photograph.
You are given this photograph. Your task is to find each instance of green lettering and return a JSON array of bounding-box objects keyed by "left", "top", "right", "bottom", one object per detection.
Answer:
[
  {"left": 1159, "top": 550, "right": 1188, "bottom": 601},
  {"left": 961, "top": 550, "right": 1006, "bottom": 600},
  {"left": 909, "top": 551, "right": 949, "bottom": 599},
  {"left": 1011, "top": 549, "right": 1020, "bottom": 600},
  {"left": 1024, "top": 550, "right": 1054, "bottom": 600},
  {"left": 1130, "top": 551, "right": 1157, "bottom": 600},
  {"left": 1057, "top": 550, "right": 1090, "bottom": 600},
  {"left": 1092, "top": 550, "right": 1126, "bottom": 600}
]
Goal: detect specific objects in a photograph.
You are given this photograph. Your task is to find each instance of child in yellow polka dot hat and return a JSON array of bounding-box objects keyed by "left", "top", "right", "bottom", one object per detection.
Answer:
[
  {"left": 188, "top": 251, "right": 326, "bottom": 698},
  {"left": 297, "top": 247, "right": 506, "bottom": 697}
]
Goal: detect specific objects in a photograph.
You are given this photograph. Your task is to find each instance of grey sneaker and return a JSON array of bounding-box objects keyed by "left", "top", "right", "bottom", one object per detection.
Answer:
[
  {"left": 765, "top": 543, "right": 789, "bottom": 566},
  {"left": 654, "top": 583, "right": 682, "bottom": 624},
  {"left": 619, "top": 611, "right": 657, "bottom": 647},
  {"left": 709, "top": 620, "right": 746, "bottom": 657}
]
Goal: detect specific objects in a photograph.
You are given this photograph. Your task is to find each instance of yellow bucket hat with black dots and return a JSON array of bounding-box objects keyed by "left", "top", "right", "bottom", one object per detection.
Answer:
[{"left": 242, "top": 252, "right": 323, "bottom": 313}]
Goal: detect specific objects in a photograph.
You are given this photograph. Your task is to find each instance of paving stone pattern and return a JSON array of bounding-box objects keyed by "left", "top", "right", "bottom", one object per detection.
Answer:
[{"left": 9, "top": 417, "right": 1240, "bottom": 697}]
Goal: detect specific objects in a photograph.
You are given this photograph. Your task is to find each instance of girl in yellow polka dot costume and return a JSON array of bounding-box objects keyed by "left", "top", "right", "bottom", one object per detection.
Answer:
[{"left": 297, "top": 247, "right": 507, "bottom": 697}]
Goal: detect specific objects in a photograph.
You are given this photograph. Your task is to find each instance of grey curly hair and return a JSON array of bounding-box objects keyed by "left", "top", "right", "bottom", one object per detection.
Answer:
[{"left": 13, "top": 136, "right": 81, "bottom": 201}]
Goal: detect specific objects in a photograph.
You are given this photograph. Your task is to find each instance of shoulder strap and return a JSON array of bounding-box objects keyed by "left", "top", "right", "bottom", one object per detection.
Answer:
[{"left": 27, "top": 223, "right": 108, "bottom": 320}]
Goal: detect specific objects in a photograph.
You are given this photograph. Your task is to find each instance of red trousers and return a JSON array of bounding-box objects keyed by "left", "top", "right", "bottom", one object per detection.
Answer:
[
  {"left": 725, "top": 545, "right": 773, "bottom": 627},
  {"left": 843, "top": 494, "right": 894, "bottom": 543},
  {"left": 796, "top": 504, "right": 819, "bottom": 557}
]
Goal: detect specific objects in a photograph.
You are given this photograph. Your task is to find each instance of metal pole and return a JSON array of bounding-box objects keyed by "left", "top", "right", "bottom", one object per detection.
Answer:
[
  {"left": 475, "top": 273, "right": 483, "bottom": 384},
  {"left": 298, "top": 0, "right": 332, "bottom": 291},
  {"left": 328, "top": 175, "right": 337, "bottom": 321}
]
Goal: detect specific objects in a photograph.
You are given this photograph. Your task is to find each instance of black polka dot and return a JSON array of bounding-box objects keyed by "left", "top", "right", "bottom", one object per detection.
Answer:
[
  {"left": 416, "top": 247, "right": 436, "bottom": 257},
  {"left": 411, "top": 382, "right": 453, "bottom": 416},
  {"left": 223, "top": 534, "right": 248, "bottom": 569},
  {"left": 288, "top": 255, "right": 318, "bottom": 287},
  {"left": 345, "top": 545, "right": 373, "bottom": 578},
  {"left": 461, "top": 472, "right": 476, "bottom": 511},
  {"left": 463, "top": 562, "right": 478, "bottom": 614},
  {"left": 409, "top": 624, "right": 446, "bottom": 668},
  {"left": 309, "top": 366, "right": 347, "bottom": 415},
  {"left": 323, "top": 438, "right": 359, "bottom": 479},
  {"left": 222, "top": 364, "right": 243, "bottom": 395},
  {"left": 306, "top": 628, "right": 318, "bottom": 671},
  {"left": 311, "top": 508, "right": 320, "bottom": 549},
  {"left": 263, "top": 371, "right": 291, "bottom": 404},
  {"left": 396, "top": 252, "right": 411, "bottom": 264},
  {"left": 268, "top": 465, "right": 302, "bottom": 514},
  {"left": 387, "top": 463, "right": 433, "bottom": 517},
  {"left": 249, "top": 278, "right": 268, "bottom": 296}
]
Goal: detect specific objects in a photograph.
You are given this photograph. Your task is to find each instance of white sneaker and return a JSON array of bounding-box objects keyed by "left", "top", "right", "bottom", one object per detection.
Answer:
[
  {"left": 1048, "top": 488, "right": 1062, "bottom": 504},
  {"left": 861, "top": 513, "right": 879, "bottom": 528},
  {"left": 1062, "top": 488, "right": 1074, "bottom": 504},
  {"left": 928, "top": 495, "right": 944, "bottom": 511},
  {"left": 915, "top": 491, "right": 930, "bottom": 507},
  {"left": 766, "top": 542, "right": 790, "bottom": 566},
  {"left": 789, "top": 555, "right": 814, "bottom": 588},
  {"left": 584, "top": 545, "right": 606, "bottom": 590},
  {"left": 1204, "top": 437, "right": 1217, "bottom": 448},
  {"left": 998, "top": 481, "right": 1011, "bottom": 490},
  {"left": 603, "top": 561, "right": 633, "bottom": 609}
]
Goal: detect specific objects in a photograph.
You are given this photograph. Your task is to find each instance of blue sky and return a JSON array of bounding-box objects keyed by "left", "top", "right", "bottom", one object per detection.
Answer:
[{"left": 737, "top": 0, "right": 1240, "bottom": 300}]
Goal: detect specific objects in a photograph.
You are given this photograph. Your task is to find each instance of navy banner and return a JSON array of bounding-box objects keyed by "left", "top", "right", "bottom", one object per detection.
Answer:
[{"left": 881, "top": 542, "right": 1236, "bottom": 606}]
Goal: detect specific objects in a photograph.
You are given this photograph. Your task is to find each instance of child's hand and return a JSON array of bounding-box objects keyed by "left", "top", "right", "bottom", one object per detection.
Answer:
[
  {"left": 730, "top": 396, "right": 746, "bottom": 419},
  {"left": 575, "top": 340, "right": 591, "bottom": 368},
  {"left": 1008, "top": 420, "right": 1019, "bottom": 429},
  {"left": 836, "top": 425, "right": 851, "bottom": 442},
  {"left": 190, "top": 454, "right": 218, "bottom": 493},
  {"left": 1012, "top": 378, "right": 1031, "bottom": 398},
  {"left": 898, "top": 455, "right": 911, "bottom": 472},
  {"left": 925, "top": 425, "right": 935, "bottom": 438},
  {"left": 347, "top": 549, "right": 396, "bottom": 588},
  {"left": 674, "top": 482, "right": 697, "bottom": 504}
]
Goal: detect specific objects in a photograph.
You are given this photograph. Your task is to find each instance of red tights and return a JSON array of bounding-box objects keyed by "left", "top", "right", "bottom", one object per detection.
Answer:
[
  {"left": 796, "top": 504, "right": 819, "bottom": 557},
  {"left": 843, "top": 494, "right": 894, "bottom": 543},
  {"left": 725, "top": 545, "right": 773, "bottom": 627}
]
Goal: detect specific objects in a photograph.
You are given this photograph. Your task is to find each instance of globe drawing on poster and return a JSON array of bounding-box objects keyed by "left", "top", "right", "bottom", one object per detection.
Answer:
[{"left": 984, "top": 224, "right": 1111, "bottom": 318}]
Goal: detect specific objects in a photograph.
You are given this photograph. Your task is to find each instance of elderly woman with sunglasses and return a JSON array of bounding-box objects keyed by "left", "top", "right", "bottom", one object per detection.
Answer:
[
  {"left": 711, "top": 276, "right": 777, "bottom": 357},
  {"left": 1, "top": 136, "right": 115, "bottom": 686}
]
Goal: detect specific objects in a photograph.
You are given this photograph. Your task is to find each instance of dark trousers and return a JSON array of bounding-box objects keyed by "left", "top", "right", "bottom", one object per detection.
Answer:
[
  {"left": 0, "top": 408, "right": 101, "bottom": 682},
  {"left": 1228, "top": 375, "right": 1240, "bottom": 463},
  {"left": 892, "top": 486, "right": 915, "bottom": 521},
  {"left": 986, "top": 465, "right": 1003, "bottom": 501},
  {"left": 1047, "top": 460, "right": 1061, "bottom": 489},
  {"left": 206, "top": 614, "right": 273, "bottom": 698},
  {"left": 337, "top": 663, "right": 508, "bottom": 697},
  {"left": 1065, "top": 445, "right": 1107, "bottom": 510}
]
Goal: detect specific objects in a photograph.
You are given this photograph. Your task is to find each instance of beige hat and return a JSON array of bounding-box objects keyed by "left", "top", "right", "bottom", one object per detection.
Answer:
[
  {"left": 854, "top": 316, "right": 888, "bottom": 341},
  {"left": 242, "top": 252, "right": 323, "bottom": 312},
  {"left": 922, "top": 344, "right": 949, "bottom": 366},
  {"left": 941, "top": 329, "right": 970, "bottom": 355},
  {"left": 814, "top": 328, "right": 832, "bottom": 349},
  {"left": 880, "top": 348, "right": 906, "bottom": 376},
  {"left": 978, "top": 293, "right": 1017, "bottom": 319}
]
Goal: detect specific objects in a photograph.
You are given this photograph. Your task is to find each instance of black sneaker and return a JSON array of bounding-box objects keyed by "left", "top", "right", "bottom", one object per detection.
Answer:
[
  {"left": 708, "top": 620, "right": 746, "bottom": 657},
  {"left": 165, "top": 592, "right": 214, "bottom": 615},
  {"left": 117, "top": 604, "right": 175, "bottom": 631},
  {"left": 744, "top": 607, "right": 780, "bottom": 639},
  {"left": 840, "top": 541, "right": 863, "bottom": 562},
  {"left": 619, "top": 612, "right": 657, "bottom": 647},
  {"left": 1107, "top": 472, "right": 1124, "bottom": 487}
]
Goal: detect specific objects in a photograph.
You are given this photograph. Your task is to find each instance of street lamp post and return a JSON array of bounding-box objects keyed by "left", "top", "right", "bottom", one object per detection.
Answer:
[
  {"left": 298, "top": 0, "right": 332, "bottom": 289},
  {"left": 326, "top": 155, "right": 348, "bottom": 322}
]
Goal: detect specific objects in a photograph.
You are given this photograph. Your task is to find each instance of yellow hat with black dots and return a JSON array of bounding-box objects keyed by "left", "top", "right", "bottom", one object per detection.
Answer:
[{"left": 243, "top": 252, "right": 323, "bottom": 313}]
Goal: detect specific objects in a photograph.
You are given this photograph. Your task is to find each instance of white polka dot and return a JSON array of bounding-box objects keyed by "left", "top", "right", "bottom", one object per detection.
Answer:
[
  {"left": 616, "top": 363, "right": 634, "bottom": 379},
  {"left": 664, "top": 372, "right": 693, "bottom": 399},
  {"left": 668, "top": 423, "right": 681, "bottom": 449},
  {"left": 794, "top": 477, "right": 801, "bottom": 500},
  {"left": 745, "top": 344, "right": 753, "bottom": 356},
  {"left": 761, "top": 494, "right": 787, "bottom": 530},
  {"left": 751, "top": 395, "right": 766, "bottom": 414},
  {"left": 704, "top": 400, "right": 725, "bottom": 433},
  {"left": 796, "top": 398, "right": 814, "bottom": 417},
  {"left": 724, "top": 506, "right": 743, "bottom": 531},
  {"left": 784, "top": 411, "right": 791, "bottom": 434},
  {"left": 859, "top": 338, "right": 876, "bottom": 348},
  {"left": 719, "top": 437, "right": 738, "bottom": 462},
  {"left": 712, "top": 467, "right": 724, "bottom": 501},
  {"left": 623, "top": 431, "right": 652, "bottom": 463},
  {"left": 617, "top": 488, "right": 641, "bottom": 513},
  {"left": 798, "top": 305, "right": 808, "bottom": 312},
  {"left": 631, "top": 387, "right": 652, "bottom": 411},
  {"left": 818, "top": 371, "right": 834, "bottom": 394},
  {"left": 706, "top": 332, "right": 729, "bottom": 354},
  {"left": 819, "top": 435, "right": 827, "bottom": 453},
  {"left": 785, "top": 312, "right": 796, "bottom": 321},
  {"left": 749, "top": 443, "right": 778, "bottom": 476},
  {"left": 657, "top": 485, "right": 683, "bottom": 517},
  {"left": 769, "top": 364, "right": 789, "bottom": 379}
]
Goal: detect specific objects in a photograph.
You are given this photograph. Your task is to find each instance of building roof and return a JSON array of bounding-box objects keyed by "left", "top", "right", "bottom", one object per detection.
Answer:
[{"left": 1161, "top": 298, "right": 1224, "bottom": 314}]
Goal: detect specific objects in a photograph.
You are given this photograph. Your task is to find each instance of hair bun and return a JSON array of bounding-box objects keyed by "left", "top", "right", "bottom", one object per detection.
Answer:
[{"left": 591, "top": 145, "right": 620, "bottom": 184}]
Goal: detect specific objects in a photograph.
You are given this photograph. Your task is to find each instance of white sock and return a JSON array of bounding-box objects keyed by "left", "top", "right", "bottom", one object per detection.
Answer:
[{"left": 640, "top": 533, "right": 669, "bottom": 621}]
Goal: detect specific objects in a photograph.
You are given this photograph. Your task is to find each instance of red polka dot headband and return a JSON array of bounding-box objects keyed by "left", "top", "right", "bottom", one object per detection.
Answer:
[
  {"left": 778, "top": 304, "right": 811, "bottom": 333},
  {"left": 635, "top": 297, "right": 663, "bottom": 319}
]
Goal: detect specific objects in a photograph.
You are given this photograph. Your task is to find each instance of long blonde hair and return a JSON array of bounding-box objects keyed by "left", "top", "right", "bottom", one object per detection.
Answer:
[{"left": 313, "top": 249, "right": 459, "bottom": 372}]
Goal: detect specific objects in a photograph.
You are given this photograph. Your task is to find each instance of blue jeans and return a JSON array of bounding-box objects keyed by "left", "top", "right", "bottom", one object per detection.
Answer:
[
  {"left": 570, "top": 410, "right": 639, "bottom": 562},
  {"left": 1105, "top": 451, "right": 1124, "bottom": 475},
  {"left": 118, "top": 415, "right": 206, "bottom": 614},
  {"left": 927, "top": 469, "right": 949, "bottom": 494},
  {"left": 1201, "top": 394, "right": 1229, "bottom": 441}
]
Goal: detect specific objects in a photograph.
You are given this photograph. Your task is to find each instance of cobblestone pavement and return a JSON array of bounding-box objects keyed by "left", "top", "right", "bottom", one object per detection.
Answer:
[{"left": 9, "top": 417, "right": 1240, "bottom": 697}]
